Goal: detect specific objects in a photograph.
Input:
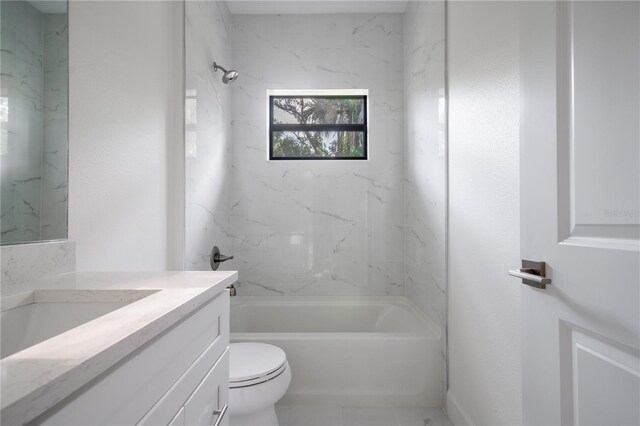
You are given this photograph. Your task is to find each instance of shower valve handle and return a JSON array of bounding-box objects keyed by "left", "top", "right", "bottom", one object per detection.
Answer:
[
  {"left": 210, "top": 245, "right": 234, "bottom": 271},
  {"left": 216, "top": 253, "right": 234, "bottom": 262}
]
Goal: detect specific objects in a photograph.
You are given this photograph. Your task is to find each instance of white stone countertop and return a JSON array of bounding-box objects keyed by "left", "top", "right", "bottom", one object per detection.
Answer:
[{"left": 0, "top": 271, "right": 237, "bottom": 425}]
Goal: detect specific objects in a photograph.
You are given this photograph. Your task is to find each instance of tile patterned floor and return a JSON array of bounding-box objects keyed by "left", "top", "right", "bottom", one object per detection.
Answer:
[{"left": 275, "top": 406, "right": 453, "bottom": 426}]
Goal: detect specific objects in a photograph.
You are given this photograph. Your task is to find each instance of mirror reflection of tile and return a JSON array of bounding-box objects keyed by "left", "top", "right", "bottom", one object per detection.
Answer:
[{"left": 0, "top": 0, "right": 69, "bottom": 245}]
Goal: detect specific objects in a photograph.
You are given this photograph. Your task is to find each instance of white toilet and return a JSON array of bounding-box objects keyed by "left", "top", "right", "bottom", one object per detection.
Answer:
[{"left": 228, "top": 342, "right": 291, "bottom": 426}]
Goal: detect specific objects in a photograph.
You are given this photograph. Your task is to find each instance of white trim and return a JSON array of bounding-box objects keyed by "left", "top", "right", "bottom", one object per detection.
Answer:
[
  {"left": 446, "top": 390, "right": 475, "bottom": 426},
  {"left": 267, "top": 89, "right": 368, "bottom": 97}
]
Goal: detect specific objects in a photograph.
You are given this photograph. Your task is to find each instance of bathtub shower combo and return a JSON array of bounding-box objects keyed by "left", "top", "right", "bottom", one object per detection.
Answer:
[
  {"left": 184, "top": 1, "right": 448, "bottom": 413},
  {"left": 230, "top": 297, "right": 443, "bottom": 407}
]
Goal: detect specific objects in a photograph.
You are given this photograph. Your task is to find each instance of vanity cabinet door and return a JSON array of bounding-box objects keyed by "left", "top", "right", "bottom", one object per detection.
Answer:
[{"left": 184, "top": 350, "right": 229, "bottom": 426}]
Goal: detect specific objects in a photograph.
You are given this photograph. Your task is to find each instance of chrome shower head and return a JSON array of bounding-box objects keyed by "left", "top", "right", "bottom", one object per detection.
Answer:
[{"left": 213, "top": 62, "right": 239, "bottom": 84}]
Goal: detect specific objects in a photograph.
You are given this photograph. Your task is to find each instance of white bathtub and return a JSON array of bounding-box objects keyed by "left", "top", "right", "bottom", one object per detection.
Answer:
[{"left": 230, "top": 297, "right": 443, "bottom": 406}]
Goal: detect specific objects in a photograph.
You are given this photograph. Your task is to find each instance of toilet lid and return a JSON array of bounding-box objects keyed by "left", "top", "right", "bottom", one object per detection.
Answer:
[{"left": 229, "top": 343, "right": 287, "bottom": 387}]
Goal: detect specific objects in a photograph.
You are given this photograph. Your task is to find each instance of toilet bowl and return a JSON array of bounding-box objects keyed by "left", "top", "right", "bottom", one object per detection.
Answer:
[{"left": 229, "top": 342, "right": 291, "bottom": 426}]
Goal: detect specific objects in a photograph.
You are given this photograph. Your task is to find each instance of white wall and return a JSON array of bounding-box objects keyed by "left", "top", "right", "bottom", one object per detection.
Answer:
[
  {"left": 228, "top": 14, "right": 405, "bottom": 296},
  {"left": 447, "top": 2, "right": 522, "bottom": 424},
  {"left": 68, "top": 1, "right": 184, "bottom": 271}
]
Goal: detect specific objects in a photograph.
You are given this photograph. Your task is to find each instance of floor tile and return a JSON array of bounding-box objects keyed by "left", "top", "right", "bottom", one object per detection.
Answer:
[
  {"left": 394, "top": 407, "right": 452, "bottom": 426},
  {"left": 284, "top": 406, "right": 343, "bottom": 426},
  {"left": 341, "top": 407, "right": 399, "bottom": 426},
  {"left": 273, "top": 405, "right": 451, "bottom": 426}
]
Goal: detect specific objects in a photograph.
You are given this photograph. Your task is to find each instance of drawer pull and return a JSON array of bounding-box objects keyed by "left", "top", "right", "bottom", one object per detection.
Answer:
[{"left": 212, "top": 404, "right": 228, "bottom": 426}]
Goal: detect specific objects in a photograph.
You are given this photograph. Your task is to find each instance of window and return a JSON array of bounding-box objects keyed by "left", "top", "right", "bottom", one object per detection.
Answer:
[{"left": 268, "top": 91, "right": 368, "bottom": 160}]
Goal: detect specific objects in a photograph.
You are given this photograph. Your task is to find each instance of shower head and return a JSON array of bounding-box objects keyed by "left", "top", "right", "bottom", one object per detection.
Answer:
[{"left": 213, "top": 62, "right": 239, "bottom": 84}]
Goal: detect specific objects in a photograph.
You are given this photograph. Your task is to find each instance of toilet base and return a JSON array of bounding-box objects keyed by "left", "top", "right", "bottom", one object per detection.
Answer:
[{"left": 230, "top": 406, "right": 279, "bottom": 426}]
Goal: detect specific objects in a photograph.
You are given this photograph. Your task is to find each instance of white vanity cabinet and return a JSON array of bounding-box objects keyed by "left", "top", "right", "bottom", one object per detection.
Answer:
[
  {"left": 32, "top": 290, "right": 230, "bottom": 426},
  {"left": 138, "top": 347, "right": 230, "bottom": 426}
]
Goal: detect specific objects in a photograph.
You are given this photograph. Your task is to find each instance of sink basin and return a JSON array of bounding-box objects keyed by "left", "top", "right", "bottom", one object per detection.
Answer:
[{"left": 1, "top": 289, "right": 157, "bottom": 359}]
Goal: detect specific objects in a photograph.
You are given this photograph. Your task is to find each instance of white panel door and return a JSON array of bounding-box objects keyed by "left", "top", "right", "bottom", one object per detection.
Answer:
[{"left": 519, "top": 2, "right": 640, "bottom": 425}]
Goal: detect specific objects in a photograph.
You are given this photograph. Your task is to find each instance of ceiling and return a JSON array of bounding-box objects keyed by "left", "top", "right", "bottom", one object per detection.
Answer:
[{"left": 225, "top": 0, "right": 409, "bottom": 15}]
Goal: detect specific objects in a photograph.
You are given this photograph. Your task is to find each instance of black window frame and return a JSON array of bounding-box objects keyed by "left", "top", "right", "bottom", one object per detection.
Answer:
[{"left": 269, "top": 95, "right": 368, "bottom": 160}]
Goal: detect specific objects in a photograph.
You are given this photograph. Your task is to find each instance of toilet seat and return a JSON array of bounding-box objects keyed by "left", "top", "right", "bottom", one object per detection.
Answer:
[{"left": 229, "top": 342, "right": 287, "bottom": 389}]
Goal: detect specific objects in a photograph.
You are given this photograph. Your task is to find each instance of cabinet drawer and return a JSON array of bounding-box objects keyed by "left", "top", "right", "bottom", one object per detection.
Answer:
[{"left": 184, "top": 350, "right": 229, "bottom": 426}]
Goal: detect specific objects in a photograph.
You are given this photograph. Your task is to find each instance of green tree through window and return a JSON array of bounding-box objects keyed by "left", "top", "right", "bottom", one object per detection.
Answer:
[{"left": 269, "top": 95, "right": 367, "bottom": 159}]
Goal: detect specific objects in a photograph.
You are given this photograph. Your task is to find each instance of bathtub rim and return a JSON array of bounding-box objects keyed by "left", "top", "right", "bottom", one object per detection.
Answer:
[{"left": 230, "top": 296, "right": 440, "bottom": 338}]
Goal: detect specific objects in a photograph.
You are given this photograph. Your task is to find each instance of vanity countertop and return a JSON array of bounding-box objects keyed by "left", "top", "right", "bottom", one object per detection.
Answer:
[{"left": 0, "top": 271, "right": 237, "bottom": 425}]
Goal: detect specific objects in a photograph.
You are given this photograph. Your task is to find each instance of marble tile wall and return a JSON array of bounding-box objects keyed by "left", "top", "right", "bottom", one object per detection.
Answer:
[
  {"left": 229, "top": 14, "right": 405, "bottom": 296},
  {"left": 184, "top": 6, "right": 446, "bottom": 331},
  {"left": 184, "top": 1, "right": 234, "bottom": 270},
  {"left": 0, "top": 2, "right": 68, "bottom": 244},
  {"left": 1, "top": 0, "right": 44, "bottom": 243},
  {"left": 41, "top": 14, "right": 68, "bottom": 241},
  {"left": 403, "top": 0, "right": 447, "bottom": 389},
  {"left": 1, "top": 240, "right": 75, "bottom": 296}
]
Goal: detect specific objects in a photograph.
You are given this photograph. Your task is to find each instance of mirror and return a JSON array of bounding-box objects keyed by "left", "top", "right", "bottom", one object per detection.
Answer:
[{"left": 0, "top": 0, "right": 68, "bottom": 245}]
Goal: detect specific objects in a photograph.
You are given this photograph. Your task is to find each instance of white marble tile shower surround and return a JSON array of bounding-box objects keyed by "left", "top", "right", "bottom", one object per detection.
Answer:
[
  {"left": 403, "top": 0, "right": 447, "bottom": 378},
  {"left": 229, "top": 14, "right": 405, "bottom": 296},
  {"left": 41, "top": 14, "right": 69, "bottom": 241},
  {"left": 184, "top": 5, "right": 446, "bottom": 340},
  {"left": 185, "top": 0, "right": 234, "bottom": 270},
  {"left": 1, "top": 0, "right": 44, "bottom": 243},
  {"left": 0, "top": 3, "right": 68, "bottom": 243}
]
